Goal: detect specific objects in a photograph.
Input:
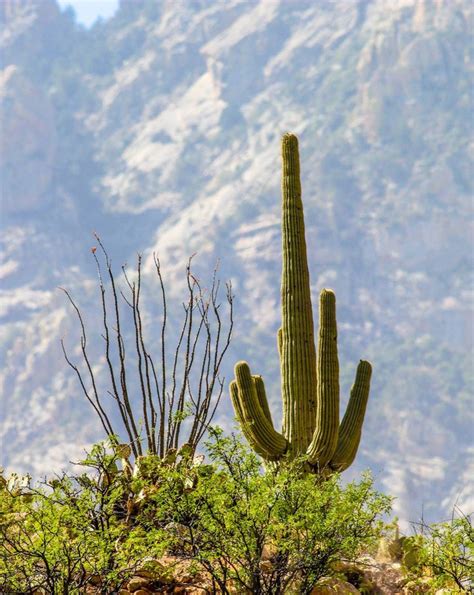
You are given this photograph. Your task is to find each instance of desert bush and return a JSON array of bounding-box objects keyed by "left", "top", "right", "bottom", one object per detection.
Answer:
[
  {"left": 0, "top": 432, "right": 392, "bottom": 594},
  {"left": 0, "top": 444, "right": 168, "bottom": 594},
  {"left": 403, "top": 508, "right": 473, "bottom": 592},
  {"left": 61, "top": 237, "right": 233, "bottom": 461},
  {"left": 142, "top": 428, "right": 392, "bottom": 594}
]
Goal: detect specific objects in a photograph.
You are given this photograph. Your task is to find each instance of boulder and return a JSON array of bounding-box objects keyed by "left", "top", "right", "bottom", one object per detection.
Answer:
[
  {"left": 127, "top": 577, "right": 153, "bottom": 592},
  {"left": 311, "top": 577, "right": 360, "bottom": 594}
]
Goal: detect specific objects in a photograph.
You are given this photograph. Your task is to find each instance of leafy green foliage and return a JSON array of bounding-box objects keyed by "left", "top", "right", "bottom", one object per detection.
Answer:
[
  {"left": 0, "top": 432, "right": 391, "bottom": 594},
  {"left": 403, "top": 510, "right": 473, "bottom": 592},
  {"left": 0, "top": 444, "right": 168, "bottom": 593},
  {"left": 142, "top": 428, "right": 392, "bottom": 594},
  {"left": 3, "top": 433, "right": 471, "bottom": 594}
]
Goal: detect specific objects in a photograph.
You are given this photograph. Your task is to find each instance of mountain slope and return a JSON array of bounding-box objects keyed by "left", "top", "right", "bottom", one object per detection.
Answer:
[{"left": 1, "top": 0, "right": 472, "bottom": 527}]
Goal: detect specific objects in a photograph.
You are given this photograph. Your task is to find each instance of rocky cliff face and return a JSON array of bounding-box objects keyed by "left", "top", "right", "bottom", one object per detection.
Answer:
[
  {"left": 1, "top": 0, "right": 472, "bottom": 528},
  {"left": 0, "top": 65, "right": 57, "bottom": 214}
]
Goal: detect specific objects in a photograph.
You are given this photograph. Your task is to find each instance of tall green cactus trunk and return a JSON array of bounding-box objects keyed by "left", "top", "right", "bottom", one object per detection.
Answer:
[
  {"left": 280, "top": 133, "right": 318, "bottom": 454},
  {"left": 230, "top": 133, "right": 372, "bottom": 473}
]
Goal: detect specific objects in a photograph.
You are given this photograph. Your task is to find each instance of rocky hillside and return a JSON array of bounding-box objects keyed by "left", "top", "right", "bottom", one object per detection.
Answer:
[{"left": 1, "top": 0, "right": 472, "bottom": 528}]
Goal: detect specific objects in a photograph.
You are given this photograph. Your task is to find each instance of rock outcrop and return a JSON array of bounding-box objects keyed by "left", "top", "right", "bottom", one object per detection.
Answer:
[{"left": 0, "top": 65, "right": 57, "bottom": 213}]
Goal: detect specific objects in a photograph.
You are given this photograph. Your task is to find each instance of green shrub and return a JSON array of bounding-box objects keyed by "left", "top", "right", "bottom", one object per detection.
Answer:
[
  {"left": 141, "top": 428, "right": 392, "bottom": 594},
  {"left": 0, "top": 432, "right": 391, "bottom": 594},
  {"left": 403, "top": 509, "right": 473, "bottom": 592},
  {"left": 0, "top": 444, "right": 168, "bottom": 594}
]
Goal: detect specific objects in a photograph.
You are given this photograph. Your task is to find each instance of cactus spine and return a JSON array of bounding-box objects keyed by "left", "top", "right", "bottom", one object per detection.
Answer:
[{"left": 230, "top": 133, "right": 372, "bottom": 473}]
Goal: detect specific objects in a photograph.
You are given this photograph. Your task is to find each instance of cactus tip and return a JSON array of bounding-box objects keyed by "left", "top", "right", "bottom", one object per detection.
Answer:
[
  {"left": 234, "top": 361, "right": 250, "bottom": 374},
  {"left": 320, "top": 288, "right": 336, "bottom": 300}
]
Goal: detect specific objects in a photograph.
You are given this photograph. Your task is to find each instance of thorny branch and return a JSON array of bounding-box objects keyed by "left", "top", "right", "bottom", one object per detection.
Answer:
[{"left": 61, "top": 235, "right": 233, "bottom": 461}]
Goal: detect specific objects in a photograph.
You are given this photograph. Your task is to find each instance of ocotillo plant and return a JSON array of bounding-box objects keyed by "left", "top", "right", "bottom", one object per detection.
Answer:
[
  {"left": 61, "top": 237, "right": 233, "bottom": 462},
  {"left": 230, "top": 133, "right": 372, "bottom": 473}
]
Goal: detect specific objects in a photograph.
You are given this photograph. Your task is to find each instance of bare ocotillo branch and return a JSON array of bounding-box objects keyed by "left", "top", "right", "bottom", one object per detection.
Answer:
[{"left": 61, "top": 237, "right": 233, "bottom": 460}]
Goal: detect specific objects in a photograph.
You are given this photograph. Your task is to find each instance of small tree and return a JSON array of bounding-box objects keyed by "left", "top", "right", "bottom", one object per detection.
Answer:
[
  {"left": 61, "top": 235, "right": 233, "bottom": 460},
  {"left": 142, "top": 428, "right": 392, "bottom": 594}
]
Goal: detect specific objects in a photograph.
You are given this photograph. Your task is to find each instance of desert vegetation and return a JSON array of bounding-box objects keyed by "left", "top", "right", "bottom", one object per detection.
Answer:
[
  {"left": 1, "top": 436, "right": 471, "bottom": 593},
  {"left": 59, "top": 232, "right": 233, "bottom": 461},
  {"left": 0, "top": 432, "right": 391, "bottom": 593},
  {"left": 1, "top": 134, "right": 471, "bottom": 594}
]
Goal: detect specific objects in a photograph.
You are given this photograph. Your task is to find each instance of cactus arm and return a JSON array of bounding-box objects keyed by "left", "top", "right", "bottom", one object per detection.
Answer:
[
  {"left": 306, "top": 289, "right": 340, "bottom": 468},
  {"left": 253, "top": 375, "right": 274, "bottom": 425},
  {"left": 329, "top": 360, "right": 372, "bottom": 472},
  {"left": 277, "top": 327, "right": 283, "bottom": 359},
  {"left": 230, "top": 380, "right": 274, "bottom": 459},
  {"left": 233, "top": 362, "right": 288, "bottom": 459},
  {"left": 280, "top": 133, "right": 318, "bottom": 452}
]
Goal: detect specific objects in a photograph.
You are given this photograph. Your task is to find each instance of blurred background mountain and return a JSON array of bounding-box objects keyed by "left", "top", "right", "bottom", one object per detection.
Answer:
[{"left": 1, "top": 0, "right": 472, "bottom": 529}]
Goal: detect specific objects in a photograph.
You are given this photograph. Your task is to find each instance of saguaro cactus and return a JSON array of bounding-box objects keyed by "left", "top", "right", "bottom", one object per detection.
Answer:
[{"left": 230, "top": 133, "right": 372, "bottom": 473}]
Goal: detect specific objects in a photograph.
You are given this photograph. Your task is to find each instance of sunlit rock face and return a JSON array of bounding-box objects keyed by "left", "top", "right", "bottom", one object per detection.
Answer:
[
  {"left": 0, "top": 65, "right": 57, "bottom": 213},
  {"left": 0, "top": 0, "right": 61, "bottom": 215},
  {"left": 1, "top": 0, "right": 472, "bottom": 529},
  {"left": 0, "top": 0, "right": 57, "bottom": 23},
  {"left": 0, "top": 0, "right": 60, "bottom": 67}
]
